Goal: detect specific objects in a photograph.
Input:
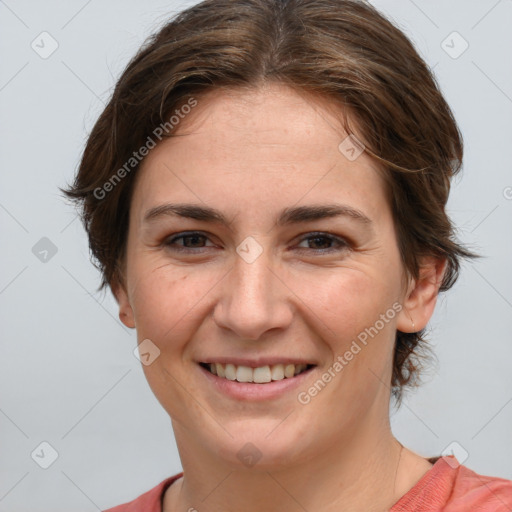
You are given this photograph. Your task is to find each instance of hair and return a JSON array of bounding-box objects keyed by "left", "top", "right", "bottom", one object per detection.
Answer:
[{"left": 62, "top": 0, "right": 479, "bottom": 405}]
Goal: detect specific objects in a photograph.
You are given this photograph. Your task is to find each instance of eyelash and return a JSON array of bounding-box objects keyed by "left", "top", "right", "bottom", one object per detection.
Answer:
[{"left": 162, "top": 231, "right": 350, "bottom": 255}]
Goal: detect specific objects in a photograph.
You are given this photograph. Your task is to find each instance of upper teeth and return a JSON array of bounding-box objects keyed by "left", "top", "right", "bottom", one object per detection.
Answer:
[{"left": 207, "top": 363, "right": 309, "bottom": 383}]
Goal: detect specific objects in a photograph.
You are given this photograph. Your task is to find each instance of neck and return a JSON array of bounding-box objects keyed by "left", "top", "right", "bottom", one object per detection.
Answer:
[{"left": 165, "top": 420, "right": 427, "bottom": 512}]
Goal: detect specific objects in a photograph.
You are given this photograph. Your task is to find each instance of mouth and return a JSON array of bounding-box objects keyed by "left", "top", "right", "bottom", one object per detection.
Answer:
[{"left": 199, "top": 362, "right": 316, "bottom": 384}]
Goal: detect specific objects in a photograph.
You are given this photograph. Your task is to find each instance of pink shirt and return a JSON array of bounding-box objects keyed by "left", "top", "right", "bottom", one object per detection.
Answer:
[{"left": 103, "top": 456, "right": 512, "bottom": 511}]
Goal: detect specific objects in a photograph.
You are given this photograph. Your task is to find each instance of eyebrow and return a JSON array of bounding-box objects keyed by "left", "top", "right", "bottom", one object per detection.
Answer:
[{"left": 143, "top": 203, "right": 373, "bottom": 230}]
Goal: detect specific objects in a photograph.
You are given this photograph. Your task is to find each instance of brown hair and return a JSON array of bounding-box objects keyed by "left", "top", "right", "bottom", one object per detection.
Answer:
[{"left": 62, "top": 0, "right": 479, "bottom": 404}]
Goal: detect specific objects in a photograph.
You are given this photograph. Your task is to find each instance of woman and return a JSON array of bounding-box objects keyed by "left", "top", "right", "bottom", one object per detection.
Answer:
[{"left": 63, "top": 0, "right": 512, "bottom": 510}]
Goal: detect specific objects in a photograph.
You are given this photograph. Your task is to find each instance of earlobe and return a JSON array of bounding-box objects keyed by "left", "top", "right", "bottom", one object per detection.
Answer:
[
  {"left": 112, "top": 281, "right": 136, "bottom": 329},
  {"left": 396, "top": 257, "right": 447, "bottom": 333}
]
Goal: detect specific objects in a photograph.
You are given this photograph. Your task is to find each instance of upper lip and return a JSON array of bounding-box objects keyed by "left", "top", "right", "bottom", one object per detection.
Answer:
[{"left": 198, "top": 357, "right": 317, "bottom": 367}]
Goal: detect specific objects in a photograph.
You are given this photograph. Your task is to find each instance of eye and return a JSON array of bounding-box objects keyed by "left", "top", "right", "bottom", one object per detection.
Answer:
[
  {"left": 163, "top": 231, "right": 217, "bottom": 253},
  {"left": 162, "top": 231, "right": 350, "bottom": 255},
  {"left": 294, "top": 232, "right": 350, "bottom": 254}
]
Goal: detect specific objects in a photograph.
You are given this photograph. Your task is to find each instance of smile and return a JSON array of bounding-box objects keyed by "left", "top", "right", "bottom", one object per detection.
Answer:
[{"left": 199, "top": 362, "right": 315, "bottom": 383}]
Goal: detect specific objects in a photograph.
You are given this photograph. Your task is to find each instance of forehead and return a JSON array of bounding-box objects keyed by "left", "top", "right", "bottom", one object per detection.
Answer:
[{"left": 131, "top": 83, "right": 390, "bottom": 226}]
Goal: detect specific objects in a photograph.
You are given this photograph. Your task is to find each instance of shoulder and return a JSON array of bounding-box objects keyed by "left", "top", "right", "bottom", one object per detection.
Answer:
[
  {"left": 392, "top": 456, "right": 512, "bottom": 511},
  {"left": 102, "top": 473, "right": 183, "bottom": 512},
  {"left": 447, "top": 461, "right": 512, "bottom": 511}
]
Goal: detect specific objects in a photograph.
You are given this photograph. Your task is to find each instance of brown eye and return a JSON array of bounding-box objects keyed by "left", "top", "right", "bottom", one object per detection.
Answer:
[
  {"left": 295, "top": 232, "right": 350, "bottom": 254},
  {"left": 163, "top": 232, "right": 215, "bottom": 252}
]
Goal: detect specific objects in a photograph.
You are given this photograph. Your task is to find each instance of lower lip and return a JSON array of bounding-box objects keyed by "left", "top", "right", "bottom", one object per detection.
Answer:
[{"left": 198, "top": 364, "right": 316, "bottom": 401}]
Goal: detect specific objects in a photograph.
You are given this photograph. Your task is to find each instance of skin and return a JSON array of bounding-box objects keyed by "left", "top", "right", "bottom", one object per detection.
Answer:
[{"left": 114, "top": 82, "right": 447, "bottom": 512}]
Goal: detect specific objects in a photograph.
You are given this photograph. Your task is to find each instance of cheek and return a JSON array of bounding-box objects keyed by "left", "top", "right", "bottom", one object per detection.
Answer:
[
  {"left": 290, "top": 265, "right": 399, "bottom": 402},
  {"left": 290, "top": 265, "right": 398, "bottom": 343},
  {"left": 128, "top": 258, "right": 220, "bottom": 347}
]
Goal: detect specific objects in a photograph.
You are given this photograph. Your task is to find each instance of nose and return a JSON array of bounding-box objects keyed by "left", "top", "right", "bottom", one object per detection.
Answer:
[{"left": 212, "top": 242, "right": 293, "bottom": 340}]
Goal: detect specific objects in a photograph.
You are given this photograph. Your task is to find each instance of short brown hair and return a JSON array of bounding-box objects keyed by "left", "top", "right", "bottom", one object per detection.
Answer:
[{"left": 62, "top": 0, "right": 479, "bottom": 404}]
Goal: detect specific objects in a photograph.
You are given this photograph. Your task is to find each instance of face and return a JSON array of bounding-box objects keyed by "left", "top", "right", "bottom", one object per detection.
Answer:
[{"left": 115, "top": 83, "right": 427, "bottom": 469}]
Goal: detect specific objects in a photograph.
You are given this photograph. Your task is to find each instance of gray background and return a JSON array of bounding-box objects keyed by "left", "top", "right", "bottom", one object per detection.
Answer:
[{"left": 0, "top": 0, "right": 511, "bottom": 510}]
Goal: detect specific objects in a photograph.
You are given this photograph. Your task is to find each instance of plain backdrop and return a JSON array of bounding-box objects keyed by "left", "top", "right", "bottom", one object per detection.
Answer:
[{"left": 0, "top": 0, "right": 511, "bottom": 510}]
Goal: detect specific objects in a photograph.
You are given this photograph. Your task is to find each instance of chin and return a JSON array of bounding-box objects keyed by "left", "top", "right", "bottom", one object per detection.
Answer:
[{"left": 211, "top": 421, "right": 315, "bottom": 471}]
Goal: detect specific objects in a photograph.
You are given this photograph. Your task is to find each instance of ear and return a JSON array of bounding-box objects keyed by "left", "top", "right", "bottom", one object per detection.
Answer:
[
  {"left": 112, "top": 280, "right": 136, "bottom": 329},
  {"left": 396, "top": 256, "right": 448, "bottom": 333}
]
